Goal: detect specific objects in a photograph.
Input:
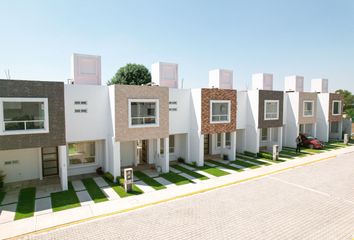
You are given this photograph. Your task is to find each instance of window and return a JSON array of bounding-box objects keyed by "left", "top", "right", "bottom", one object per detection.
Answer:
[
  {"left": 264, "top": 100, "right": 279, "bottom": 120},
  {"left": 68, "top": 141, "right": 96, "bottom": 166},
  {"left": 261, "top": 128, "right": 268, "bottom": 141},
  {"left": 217, "top": 133, "right": 221, "bottom": 147},
  {"left": 210, "top": 100, "right": 231, "bottom": 123},
  {"left": 160, "top": 135, "right": 175, "bottom": 154},
  {"left": 129, "top": 99, "right": 159, "bottom": 128},
  {"left": 0, "top": 97, "right": 49, "bottom": 135},
  {"left": 271, "top": 128, "right": 278, "bottom": 142},
  {"left": 225, "top": 133, "right": 231, "bottom": 147},
  {"left": 332, "top": 100, "right": 341, "bottom": 115},
  {"left": 303, "top": 101, "right": 314, "bottom": 117},
  {"left": 331, "top": 121, "right": 339, "bottom": 133}
]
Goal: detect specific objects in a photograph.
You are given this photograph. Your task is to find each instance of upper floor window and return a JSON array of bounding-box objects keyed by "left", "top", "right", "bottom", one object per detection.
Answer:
[
  {"left": 210, "top": 100, "right": 231, "bottom": 123},
  {"left": 332, "top": 100, "right": 341, "bottom": 115},
  {"left": 264, "top": 100, "right": 279, "bottom": 120},
  {"left": 0, "top": 97, "right": 49, "bottom": 135},
  {"left": 129, "top": 99, "right": 159, "bottom": 128},
  {"left": 303, "top": 101, "right": 314, "bottom": 117}
]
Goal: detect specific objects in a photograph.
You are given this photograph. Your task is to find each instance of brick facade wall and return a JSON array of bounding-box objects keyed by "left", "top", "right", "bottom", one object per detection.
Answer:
[
  {"left": 201, "top": 88, "right": 237, "bottom": 134},
  {"left": 329, "top": 93, "right": 343, "bottom": 122},
  {"left": 258, "top": 90, "right": 284, "bottom": 128},
  {"left": 115, "top": 85, "right": 169, "bottom": 142},
  {"left": 0, "top": 79, "right": 66, "bottom": 150}
]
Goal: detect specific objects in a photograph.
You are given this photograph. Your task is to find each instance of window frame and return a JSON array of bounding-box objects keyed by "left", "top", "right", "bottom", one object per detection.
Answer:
[
  {"left": 128, "top": 99, "right": 159, "bottom": 128},
  {"left": 303, "top": 100, "right": 314, "bottom": 117},
  {"left": 210, "top": 100, "right": 231, "bottom": 124},
  {"left": 225, "top": 132, "right": 231, "bottom": 148},
  {"left": 0, "top": 97, "right": 49, "bottom": 135},
  {"left": 216, "top": 133, "right": 222, "bottom": 147},
  {"left": 332, "top": 100, "right": 341, "bottom": 116},
  {"left": 264, "top": 100, "right": 279, "bottom": 121},
  {"left": 68, "top": 141, "right": 97, "bottom": 168},
  {"left": 261, "top": 128, "right": 268, "bottom": 142},
  {"left": 330, "top": 121, "right": 339, "bottom": 133}
]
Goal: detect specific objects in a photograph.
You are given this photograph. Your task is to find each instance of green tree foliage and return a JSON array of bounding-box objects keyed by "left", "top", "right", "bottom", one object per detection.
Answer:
[
  {"left": 335, "top": 89, "right": 354, "bottom": 118},
  {"left": 108, "top": 63, "right": 151, "bottom": 85}
]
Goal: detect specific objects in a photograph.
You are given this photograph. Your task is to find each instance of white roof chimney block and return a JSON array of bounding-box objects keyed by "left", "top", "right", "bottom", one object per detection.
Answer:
[
  {"left": 209, "top": 69, "right": 233, "bottom": 89},
  {"left": 71, "top": 53, "right": 101, "bottom": 85},
  {"left": 252, "top": 73, "right": 273, "bottom": 90},
  {"left": 151, "top": 62, "right": 178, "bottom": 88},
  {"left": 284, "top": 75, "right": 304, "bottom": 92},
  {"left": 311, "top": 78, "right": 328, "bottom": 93}
]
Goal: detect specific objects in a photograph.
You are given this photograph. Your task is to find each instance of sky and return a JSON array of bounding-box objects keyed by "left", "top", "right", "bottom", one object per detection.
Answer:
[{"left": 0, "top": 0, "right": 354, "bottom": 92}]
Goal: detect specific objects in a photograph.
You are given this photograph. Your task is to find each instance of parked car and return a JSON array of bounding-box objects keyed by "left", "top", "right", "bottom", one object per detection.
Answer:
[{"left": 300, "top": 133, "right": 324, "bottom": 149}]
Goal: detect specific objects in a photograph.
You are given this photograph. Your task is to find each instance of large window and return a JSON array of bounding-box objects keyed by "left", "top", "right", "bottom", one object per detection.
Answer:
[
  {"left": 210, "top": 100, "right": 231, "bottom": 123},
  {"left": 129, "top": 99, "right": 159, "bottom": 128},
  {"left": 332, "top": 100, "right": 341, "bottom": 115},
  {"left": 68, "top": 141, "right": 96, "bottom": 166},
  {"left": 331, "top": 121, "right": 339, "bottom": 133},
  {"left": 303, "top": 101, "right": 314, "bottom": 117},
  {"left": 0, "top": 98, "right": 49, "bottom": 135},
  {"left": 264, "top": 100, "right": 279, "bottom": 120}
]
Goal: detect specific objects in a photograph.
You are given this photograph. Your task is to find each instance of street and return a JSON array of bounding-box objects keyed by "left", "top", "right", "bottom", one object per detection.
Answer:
[{"left": 23, "top": 151, "right": 354, "bottom": 240}]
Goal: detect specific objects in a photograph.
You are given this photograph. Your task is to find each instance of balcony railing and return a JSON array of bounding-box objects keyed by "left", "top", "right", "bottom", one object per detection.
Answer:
[
  {"left": 211, "top": 114, "right": 229, "bottom": 122},
  {"left": 4, "top": 120, "right": 45, "bottom": 131},
  {"left": 131, "top": 116, "right": 157, "bottom": 126}
]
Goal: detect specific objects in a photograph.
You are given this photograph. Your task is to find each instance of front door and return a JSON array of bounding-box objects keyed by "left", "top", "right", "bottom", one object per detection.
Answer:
[
  {"left": 42, "top": 147, "right": 59, "bottom": 177},
  {"left": 204, "top": 134, "right": 209, "bottom": 155},
  {"left": 141, "top": 140, "right": 148, "bottom": 164}
]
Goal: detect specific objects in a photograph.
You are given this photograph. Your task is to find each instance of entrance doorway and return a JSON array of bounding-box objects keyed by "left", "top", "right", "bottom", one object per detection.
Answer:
[
  {"left": 137, "top": 140, "right": 148, "bottom": 165},
  {"left": 42, "top": 147, "right": 59, "bottom": 177}
]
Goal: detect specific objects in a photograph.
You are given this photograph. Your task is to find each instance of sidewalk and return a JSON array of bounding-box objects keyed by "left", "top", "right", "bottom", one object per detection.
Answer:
[{"left": 1, "top": 146, "right": 354, "bottom": 239}]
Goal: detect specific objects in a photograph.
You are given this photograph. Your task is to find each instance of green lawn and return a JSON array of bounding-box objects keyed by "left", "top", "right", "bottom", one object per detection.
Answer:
[
  {"left": 104, "top": 177, "right": 144, "bottom": 198},
  {"left": 185, "top": 163, "right": 230, "bottom": 177},
  {"left": 171, "top": 165, "right": 209, "bottom": 180},
  {"left": 0, "top": 191, "right": 5, "bottom": 205},
  {"left": 159, "top": 172, "right": 192, "bottom": 185},
  {"left": 239, "top": 153, "right": 285, "bottom": 163},
  {"left": 15, "top": 187, "right": 36, "bottom": 220},
  {"left": 82, "top": 178, "right": 108, "bottom": 203},
  {"left": 51, "top": 182, "right": 80, "bottom": 212},
  {"left": 206, "top": 160, "right": 243, "bottom": 172},
  {"left": 134, "top": 171, "right": 166, "bottom": 190}
]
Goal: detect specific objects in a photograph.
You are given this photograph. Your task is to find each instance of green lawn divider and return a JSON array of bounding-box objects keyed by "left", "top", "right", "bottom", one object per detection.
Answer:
[
  {"left": 15, "top": 187, "right": 36, "bottom": 220},
  {"left": 0, "top": 191, "right": 5, "bottom": 205},
  {"left": 51, "top": 182, "right": 80, "bottom": 212},
  {"left": 206, "top": 160, "right": 243, "bottom": 172},
  {"left": 231, "top": 159, "right": 260, "bottom": 169},
  {"left": 159, "top": 172, "right": 192, "bottom": 185},
  {"left": 171, "top": 165, "right": 208, "bottom": 180},
  {"left": 82, "top": 178, "right": 108, "bottom": 203},
  {"left": 103, "top": 177, "right": 144, "bottom": 198},
  {"left": 134, "top": 171, "right": 166, "bottom": 190},
  {"left": 185, "top": 163, "right": 230, "bottom": 177}
]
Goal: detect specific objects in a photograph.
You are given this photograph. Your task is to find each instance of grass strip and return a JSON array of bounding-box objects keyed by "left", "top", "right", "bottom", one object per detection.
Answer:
[
  {"left": 185, "top": 163, "right": 230, "bottom": 177},
  {"left": 51, "top": 182, "right": 80, "bottom": 212},
  {"left": 104, "top": 177, "right": 144, "bottom": 198},
  {"left": 238, "top": 153, "right": 285, "bottom": 163},
  {"left": 0, "top": 191, "right": 5, "bottom": 205},
  {"left": 82, "top": 178, "right": 108, "bottom": 203},
  {"left": 15, "top": 187, "right": 36, "bottom": 220},
  {"left": 206, "top": 160, "right": 243, "bottom": 172},
  {"left": 171, "top": 165, "right": 209, "bottom": 180},
  {"left": 231, "top": 159, "right": 260, "bottom": 169},
  {"left": 159, "top": 172, "right": 192, "bottom": 185},
  {"left": 134, "top": 171, "right": 166, "bottom": 190}
]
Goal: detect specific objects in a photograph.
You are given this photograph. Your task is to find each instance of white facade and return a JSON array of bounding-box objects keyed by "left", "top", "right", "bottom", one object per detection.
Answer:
[{"left": 209, "top": 69, "right": 233, "bottom": 89}]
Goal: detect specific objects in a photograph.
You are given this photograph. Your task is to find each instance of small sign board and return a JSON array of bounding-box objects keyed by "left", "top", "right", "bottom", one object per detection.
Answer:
[
  {"left": 273, "top": 145, "right": 279, "bottom": 161},
  {"left": 124, "top": 168, "right": 133, "bottom": 192}
]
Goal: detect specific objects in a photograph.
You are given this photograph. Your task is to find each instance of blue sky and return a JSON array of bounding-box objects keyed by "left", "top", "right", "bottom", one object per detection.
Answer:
[{"left": 0, "top": 0, "right": 353, "bottom": 92}]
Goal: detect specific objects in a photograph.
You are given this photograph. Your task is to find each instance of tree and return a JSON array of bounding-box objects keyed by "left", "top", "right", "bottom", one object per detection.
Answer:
[
  {"left": 335, "top": 89, "right": 354, "bottom": 118},
  {"left": 108, "top": 63, "right": 151, "bottom": 85}
]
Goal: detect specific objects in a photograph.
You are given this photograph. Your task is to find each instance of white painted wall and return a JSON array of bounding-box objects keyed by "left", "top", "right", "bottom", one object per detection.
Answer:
[
  {"left": 169, "top": 88, "right": 191, "bottom": 134},
  {"left": 283, "top": 92, "right": 299, "bottom": 147},
  {"left": 189, "top": 89, "right": 203, "bottom": 164},
  {"left": 0, "top": 148, "right": 40, "bottom": 183},
  {"left": 316, "top": 93, "right": 330, "bottom": 142},
  {"left": 244, "top": 90, "right": 259, "bottom": 153},
  {"left": 120, "top": 141, "right": 135, "bottom": 167},
  {"left": 169, "top": 134, "right": 188, "bottom": 161},
  {"left": 236, "top": 91, "right": 247, "bottom": 130}
]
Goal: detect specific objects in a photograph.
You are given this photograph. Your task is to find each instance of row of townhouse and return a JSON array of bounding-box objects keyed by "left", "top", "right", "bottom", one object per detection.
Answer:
[{"left": 0, "top": 53, "right": 344, "bottom": 190}]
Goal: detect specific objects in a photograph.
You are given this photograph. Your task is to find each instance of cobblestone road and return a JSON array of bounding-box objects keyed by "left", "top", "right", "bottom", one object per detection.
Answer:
[{"left": 23, "top": 152, "right": 354, "bottom": 240}]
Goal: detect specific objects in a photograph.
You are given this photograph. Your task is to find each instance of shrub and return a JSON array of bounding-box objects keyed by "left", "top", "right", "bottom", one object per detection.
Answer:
[
  {"left": 223, "top": 154, "right": 229, "bottom": 160},
  {"left": 103, "top": 172, "right": 114, "bottom": 183},
  {"left": 0, "top": 171, "right": 5, "bottom": 189},
  {"left": 244, "top": 151, "right": 257, "bottom": 158},
  {"left": 177, "top": 157, "right": 185, "bottom": 163},
  {"left": 257, "top": 152, "right": 273, "bottom": 160}
]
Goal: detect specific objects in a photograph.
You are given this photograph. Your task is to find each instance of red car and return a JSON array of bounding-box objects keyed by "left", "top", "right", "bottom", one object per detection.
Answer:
[{"left": 300, "top": 133, "right": 324, "bottom": 149}]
